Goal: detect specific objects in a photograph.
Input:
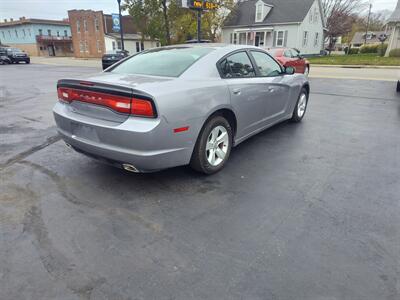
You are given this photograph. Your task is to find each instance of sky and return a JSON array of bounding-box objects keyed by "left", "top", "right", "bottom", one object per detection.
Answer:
[{"left": 0, "top": 0, "right": 398, "bottom": 21}]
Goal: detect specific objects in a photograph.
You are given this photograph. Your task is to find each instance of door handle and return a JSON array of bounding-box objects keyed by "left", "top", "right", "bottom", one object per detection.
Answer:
[{"left": 232, "top": 89, "right": 241, "bottom": 95}]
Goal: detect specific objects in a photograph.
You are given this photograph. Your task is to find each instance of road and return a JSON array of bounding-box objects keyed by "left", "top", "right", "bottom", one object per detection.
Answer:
[{"left": 1, "top": 64, "right": 399, "bottom": 300}]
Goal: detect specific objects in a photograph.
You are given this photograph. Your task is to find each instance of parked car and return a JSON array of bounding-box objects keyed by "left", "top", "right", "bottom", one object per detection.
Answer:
[
  {"left": 102, "top": 50, "right": 129, "bottom": 70},
  {"left": 266, "top": 48, "right": 310, "bottom": 75},
  {"left": 54, "top": 44, "right": 310, "bottom": 174},
  {"left": 0, "top": 47, "right": 30, "bottom": 64},
  {"left": 0, "top": 48, "right": 11, "bottom": 64}
]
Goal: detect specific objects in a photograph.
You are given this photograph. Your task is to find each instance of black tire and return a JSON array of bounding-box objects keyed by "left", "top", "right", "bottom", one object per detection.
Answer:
[
  {"left": 291, "top": 87, "right": 309, "bottom": 122},
  {"left": 397, "top": 81, "right": 400, "bottom": 93},
  {"left": 190, "top": 115, "right": 233, "bottom": 174}
]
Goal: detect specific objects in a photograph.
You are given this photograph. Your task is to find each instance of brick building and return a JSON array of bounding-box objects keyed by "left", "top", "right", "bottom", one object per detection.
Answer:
[{"left": 68, "top": 10, "right": 159, "bottom": 58}]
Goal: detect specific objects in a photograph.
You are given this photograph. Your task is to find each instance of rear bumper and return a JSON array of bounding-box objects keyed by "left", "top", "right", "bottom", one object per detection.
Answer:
[{"left": 53, "top": 102, "right": 195, "bottom": 172}]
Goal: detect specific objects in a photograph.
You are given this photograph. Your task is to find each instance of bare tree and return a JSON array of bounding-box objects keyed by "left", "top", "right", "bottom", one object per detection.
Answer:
[{"left": 322, "top": 0, "right": 367, "bottom": 53}]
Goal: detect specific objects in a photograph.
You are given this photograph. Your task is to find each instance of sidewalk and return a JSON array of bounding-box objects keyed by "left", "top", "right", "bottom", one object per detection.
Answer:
[{"left": 31, "top": 56, "right": 101, "bottom": 68}]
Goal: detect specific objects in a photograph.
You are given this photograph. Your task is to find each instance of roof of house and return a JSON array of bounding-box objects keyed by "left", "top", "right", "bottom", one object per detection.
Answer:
[
  {"left": 223, "top": 0, "right": 318, "bottom": 27},
  {"left": 387, "top": 0, "right": 400, "bottom": 23},
  {"left": 0, "top": 18, "right": 69, "bottom": 28},
  {"left": 351, "top": 31, "right": 389, "bottom": 45}
]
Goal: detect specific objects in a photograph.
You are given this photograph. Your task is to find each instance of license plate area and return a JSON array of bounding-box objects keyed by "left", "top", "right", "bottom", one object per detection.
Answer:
[{"left": 71, "top": 122, "right": 99, "bottom": 142}]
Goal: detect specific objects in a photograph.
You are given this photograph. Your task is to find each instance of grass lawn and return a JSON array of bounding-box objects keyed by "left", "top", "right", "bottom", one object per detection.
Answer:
[{"left": 308, "top": 53, "right": 400, "bottom": 66}]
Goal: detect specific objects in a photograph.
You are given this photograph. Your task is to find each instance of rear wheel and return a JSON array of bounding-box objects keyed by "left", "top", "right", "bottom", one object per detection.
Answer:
[
  {"left": 190, "top": 116, "right": 232, "bottom": 174},
  {"left": 291, "top": 88, "right": 308, "bottom": 122}
]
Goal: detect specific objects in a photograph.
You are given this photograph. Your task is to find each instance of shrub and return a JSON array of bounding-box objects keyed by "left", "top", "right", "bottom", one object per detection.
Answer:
[
  {"left": 389, "top": 48, "right": 400, "bottom": 57},
  {"left": 360, "top": 44, "right": 378, "bottom": 53},
  {"left": 348, "top": 48, "right": 359, "bottom": 55}
]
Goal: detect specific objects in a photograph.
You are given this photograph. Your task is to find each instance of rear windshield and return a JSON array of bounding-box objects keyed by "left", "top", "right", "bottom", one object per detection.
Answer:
[{"left": 110, "top": 47, "right": 214, "bottom": 77}]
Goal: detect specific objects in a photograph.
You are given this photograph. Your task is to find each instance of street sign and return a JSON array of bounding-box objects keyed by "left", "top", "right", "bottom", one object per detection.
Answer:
[
  {"left": 180, "top": 0, "right": 219, "bottom": 10},
  {"left": 112, "top": 13, "right": 120, "bottom": 32}
]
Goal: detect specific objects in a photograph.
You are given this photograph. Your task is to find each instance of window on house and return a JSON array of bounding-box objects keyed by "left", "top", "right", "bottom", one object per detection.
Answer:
[
  {"left": 48, "top": 29, "right": 51, "bottom": 36},
  {"left": 141, "top": 42, "right": 144, "bottom": 51},
  {"left": 309, "top": 10, "right": 313, "bottom": 23},
  {"left": 303, "top": 31, "right": 309, "bottom": 46},
  {"left": 314, "top": 7, "right": 318, "bottom": 22},
  {"left": 96, "top": 40, "right": 101, "bottom": 52},
  {"left": 79, "top": 41, "right": 84, "bottom": 52},
  {"left": 95, "top": 18, "right": 99, "bottom": 31},
  {"left": 64, "top": 30, "right": 67, "bottom": 37},
  {"left": 83, "top": 19, "right": 88, "bottom": 32},
  {"left": 22, "top": 29, "right": 26, "bottom": 37},
  {"left": 276, "top": 31, "right": 284, "bottom": 47},
  {"left": 8, "top": 30, "right": 11, "bottom": 37},
  {"left": 56, "top": 31, "right": 59, "bottom": 37},
  {"left": 85, "top": 40, "right": 88, "bottom": 52},
  {"left": 256, "top": 3, "right": 263, "bottom": 22},
  {"left": 314, "top": 32, "right": 319, "bottom": 47},
  {"left": 15, "top": 30, "right": 18, "bottom": 38},
  {"left": 112, "top": 41, "right": 116, "bottom": 50},
  {"left": 233, "top": 33, "right": 237, "bottom": 44},
  {"left": 77, "top": 20, "right": 81, "bottom": 33},
  {"left": 28, "top": 29, "right": 31, "bottom": 36},
  {"left": 117, "top": 41, "right": 122, "bottom": 49},
  {"left": 156, "top": 42, "right": 160, "bottom": 47},
  {"left": 136, "top": 42, "right": 140, "bottom": 52},
  {"left": 1, "top": 31, "right": 4, "bottom": 39}
]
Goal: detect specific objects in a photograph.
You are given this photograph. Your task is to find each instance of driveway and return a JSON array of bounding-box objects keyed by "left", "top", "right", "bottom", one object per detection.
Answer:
[{"left": 1, "top": 64, "right": 399, "bottom": 300}]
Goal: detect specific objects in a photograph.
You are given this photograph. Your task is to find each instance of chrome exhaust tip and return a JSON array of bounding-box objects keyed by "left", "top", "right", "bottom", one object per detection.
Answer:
[{"left": 122, "top": 163, "right": 139, "bottom": 173}]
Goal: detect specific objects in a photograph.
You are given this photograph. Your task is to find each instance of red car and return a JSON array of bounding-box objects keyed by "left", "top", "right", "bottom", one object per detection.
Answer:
[{"left": 266, "top": 48, "right": 310, "bottom": 76}]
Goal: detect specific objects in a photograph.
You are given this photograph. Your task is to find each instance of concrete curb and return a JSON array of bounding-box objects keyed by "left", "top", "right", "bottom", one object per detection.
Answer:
[{"left": 312, "top": 64, "right": 400, "bottom": 69}]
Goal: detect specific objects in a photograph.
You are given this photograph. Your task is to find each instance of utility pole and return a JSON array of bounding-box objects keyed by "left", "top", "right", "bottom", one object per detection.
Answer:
[
  {"left": 364, "top": 2, "right": 372, "bottom": 45},
  {"left": 197, "top": 9, "right": 201, "bottom": 43},
  {"left": 117, "top": 0, "right": 125, "bottom": 51}
]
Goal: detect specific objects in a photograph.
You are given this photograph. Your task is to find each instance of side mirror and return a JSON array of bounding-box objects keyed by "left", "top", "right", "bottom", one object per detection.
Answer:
[{"left": 284, "top": 66, "right": 295, "bottom": 75}]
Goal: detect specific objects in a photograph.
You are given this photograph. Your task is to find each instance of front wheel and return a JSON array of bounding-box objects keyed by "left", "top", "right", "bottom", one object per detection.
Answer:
[
  {"left": 291, "top": 88, "right": 309, "bottom": 122},
  {"left": 190, "top": 116, "right": 232, "bottom": 174}
]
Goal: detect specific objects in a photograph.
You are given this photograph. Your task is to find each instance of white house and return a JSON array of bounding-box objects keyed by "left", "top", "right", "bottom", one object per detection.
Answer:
[
  {"left": 385, "top": 0, "right": 400, "bottom": 56},
  {"left": 104, "top": 33, "right": 160, "bottom": 54},
  {"left": 221, "top": 0, "right": 326, "bottom": 55}
]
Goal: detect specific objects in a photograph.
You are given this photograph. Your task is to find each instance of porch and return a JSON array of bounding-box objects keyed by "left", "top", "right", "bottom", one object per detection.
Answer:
[{"left": 230, "top": 27, "right": 274, "bottom": 47}]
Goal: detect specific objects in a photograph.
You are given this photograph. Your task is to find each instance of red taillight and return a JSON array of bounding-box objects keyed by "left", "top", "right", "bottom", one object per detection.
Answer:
[
  {"left": 131, "top": 98, "right": 155, "bottom": 117},
  {"left": 57, "top": 87, "right": 155, "bottom": 117}
]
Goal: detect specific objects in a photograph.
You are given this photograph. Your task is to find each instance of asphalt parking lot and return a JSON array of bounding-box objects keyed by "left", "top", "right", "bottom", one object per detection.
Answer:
[{"left": 1, "top": 64, "right": 399, "bottom": 300}]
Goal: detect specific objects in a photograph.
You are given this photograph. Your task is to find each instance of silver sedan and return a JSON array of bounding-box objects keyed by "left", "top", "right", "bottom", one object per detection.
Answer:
[{"left": 53, "top": 44, "right": 310, "bottom": 174}]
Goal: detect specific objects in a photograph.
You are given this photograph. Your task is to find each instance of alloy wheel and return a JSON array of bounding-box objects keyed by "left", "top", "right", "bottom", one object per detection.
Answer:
[{"left": 206, "top": 125, "right": 229, "bottom": 167}]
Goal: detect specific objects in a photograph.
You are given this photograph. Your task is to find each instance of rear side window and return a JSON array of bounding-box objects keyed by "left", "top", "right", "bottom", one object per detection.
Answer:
[
  {"left": 250, "top": 51, "right": 282, "bottom": 77},
  {"left": 219, "top": 51, "right": 255, "bottom": 78},
  {"left": 110, "top": 47, "right": 214, "bottom": 77}
]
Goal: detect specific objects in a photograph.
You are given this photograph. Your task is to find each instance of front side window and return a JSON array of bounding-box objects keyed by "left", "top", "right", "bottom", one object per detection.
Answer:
[
  {"left": 219, "top": 51, "right": 255, "bottom": 78},
  {"left": 276, "top": 31, "right": 284, "bottom": 47},
  {"left": 111, "top": 47, "right": 214, "bottom": 77},
  {"left": 250, "top": 51, "right": 282, "bottom": 77}
]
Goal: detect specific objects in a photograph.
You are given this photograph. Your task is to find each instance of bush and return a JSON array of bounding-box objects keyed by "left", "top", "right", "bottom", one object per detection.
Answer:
[
  {"left": 348, "top": 48, "right": 359, "bottom": 55},
  {"left": 359, "top": 43, "right": 388, "bottom": 54},
  {"left": 389, "top": 48, "right": 400, "bottom": 57}
]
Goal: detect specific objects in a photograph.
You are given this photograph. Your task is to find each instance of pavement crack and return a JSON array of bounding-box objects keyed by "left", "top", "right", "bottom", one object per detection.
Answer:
[
  {"left": 0, "top": 135, "right": 61, "bottom": 171},
  {"left": 311, "top": 91, "right": 399, "bottom": 102}
]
